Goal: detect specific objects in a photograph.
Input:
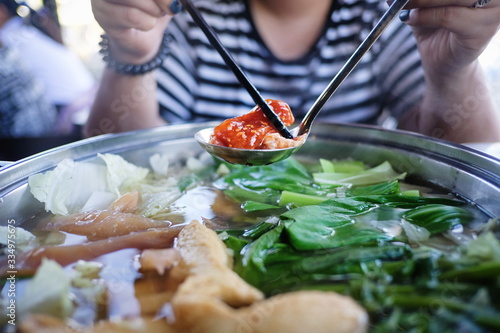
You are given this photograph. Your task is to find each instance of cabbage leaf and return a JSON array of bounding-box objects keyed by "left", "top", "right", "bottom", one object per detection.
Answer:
[
  {"left": 18, "top": 259, "right": 74, "bottom": 320},
  {"left": 313, "top": 161, "right": 406, "bottom": 186},
  {"left": 29, "top": 154, "right": 149, "bottom": 215}
]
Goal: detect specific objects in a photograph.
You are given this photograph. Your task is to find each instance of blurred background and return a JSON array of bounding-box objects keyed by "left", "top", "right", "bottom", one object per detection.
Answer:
[{"left": 24, "top": 0, "right": 104, "bottom": 78}]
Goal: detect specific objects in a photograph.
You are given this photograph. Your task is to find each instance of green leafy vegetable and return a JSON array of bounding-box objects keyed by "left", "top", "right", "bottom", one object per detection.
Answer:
[
  {"left": 241, "top": 201, "right": 282, "bottom": 212},
  {"left": 241, "top": 223, "right": 285, "bottom": 273},
  {"left": 402, "top": 204, "right": 473, "bottom": 234},
  {"left": 279, "top": 191, "right": 328, "bottom": 207},
  {"left": 313, "top": 161, "right": 406, "bottom": 186},
  {"left": 285, "top": 221, "right": 391, "bottom": 251},
  {"left": 319, "top": 159, "right": 366, "bottom": 173},
  {"left": 215, "top": 159, "right": 316, "bottom": 205},
  {"left": 465, "top": 232, "right": 500, "bottom": 262},
  {"left": 215, "top": 157, "right": 499, "bottom": 332},
  {"left": 349, "top": 180, "right": 401, "bottom": 196}
]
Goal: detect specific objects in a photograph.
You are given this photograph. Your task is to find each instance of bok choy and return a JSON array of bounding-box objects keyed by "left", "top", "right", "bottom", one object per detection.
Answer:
[{"left": 214, "top": 158, "right": 499, "bottom": 332}]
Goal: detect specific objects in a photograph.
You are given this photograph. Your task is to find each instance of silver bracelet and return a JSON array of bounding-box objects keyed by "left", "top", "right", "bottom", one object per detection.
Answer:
[{"left": 99, "top": 33, "right": 171, "bottom": 75}]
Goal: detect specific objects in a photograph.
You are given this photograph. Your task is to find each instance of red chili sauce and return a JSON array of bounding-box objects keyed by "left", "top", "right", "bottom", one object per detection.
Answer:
[{"left": 209, "top": 99, "right": 295, "bottom": 149}]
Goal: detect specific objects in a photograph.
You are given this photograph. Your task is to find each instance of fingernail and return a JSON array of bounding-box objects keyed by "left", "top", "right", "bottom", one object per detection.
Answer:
[
  {"left": 170, "top": 0, "right": 183, "bottom": 14},
  {"left": 399, "top": 9, "right": 410, "bottom": 22}
]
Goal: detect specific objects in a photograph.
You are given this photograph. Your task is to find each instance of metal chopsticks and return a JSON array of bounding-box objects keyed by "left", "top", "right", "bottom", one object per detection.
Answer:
[{"left": 297, "top": 0, "right": 410, "bottom": 136}]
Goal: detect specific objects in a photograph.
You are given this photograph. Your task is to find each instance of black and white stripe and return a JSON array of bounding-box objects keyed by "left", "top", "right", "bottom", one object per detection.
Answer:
[{"left": 157, "top": 0, "right": 424, "bottom": 126}]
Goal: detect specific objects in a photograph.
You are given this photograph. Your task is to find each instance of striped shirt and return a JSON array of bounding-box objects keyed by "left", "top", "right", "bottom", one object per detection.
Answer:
[{"left": 158, "top": 0, "right": 424, "bottom": 126}]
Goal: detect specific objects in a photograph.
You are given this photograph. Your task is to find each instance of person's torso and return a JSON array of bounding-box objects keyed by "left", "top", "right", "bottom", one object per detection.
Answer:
[{"left": 158, "top": 0, "right": 423, "bottom": 126}]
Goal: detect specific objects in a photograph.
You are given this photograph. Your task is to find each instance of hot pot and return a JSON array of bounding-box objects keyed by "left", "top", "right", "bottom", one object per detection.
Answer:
[{"left": 1, "top": 122, "right": 499, "bottom": 223}]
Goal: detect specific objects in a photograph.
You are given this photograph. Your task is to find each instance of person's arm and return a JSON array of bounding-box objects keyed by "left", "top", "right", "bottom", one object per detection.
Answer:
[
  {"left": 396, "top": 0, "right": 500, "bottom": 143},
  {"left": 400, "top": 60, "right": 500, "bottom": 142},
  {"left": 84, "top": 0, "right": 180, "bottom": 137},
  {"left": 84, "top": 69, "right": 165, "bottom": 137}
]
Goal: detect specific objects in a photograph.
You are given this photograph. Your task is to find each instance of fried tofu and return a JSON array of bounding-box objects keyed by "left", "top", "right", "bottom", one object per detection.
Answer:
[{"left": 170, "top": 221, "right": 368, "bottom": 333}]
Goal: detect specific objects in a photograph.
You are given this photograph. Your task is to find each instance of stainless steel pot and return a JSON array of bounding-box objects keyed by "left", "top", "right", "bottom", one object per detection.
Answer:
[{"left": 1, "top": 122, "right": 499, "bottom": 223}]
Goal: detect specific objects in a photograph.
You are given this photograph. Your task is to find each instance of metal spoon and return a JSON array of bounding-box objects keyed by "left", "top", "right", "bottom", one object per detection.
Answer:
[
  {"left": 195, "top": 0, "right": 410, "bottom": 165},
  {"left": 195, "top": 127, "right": 302, "bottom": 166}
]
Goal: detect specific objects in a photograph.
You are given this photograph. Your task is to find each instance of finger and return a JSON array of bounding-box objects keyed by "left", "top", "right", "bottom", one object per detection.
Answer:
[
  {"left": 388, "top": 0, "right": 499, "bottom": 9},
  {"left": 106, "top": 0, "right": 166, "bottom": 17},
  {"left": 401, "top": 6, "right": 500, "bottom": 33},
  {"left": 93, "top": 1, "right": 161, "bottom": 31},
  {"left": 404, "top": 0, "right": 499, "bottom": 9},
  {"left": 402, "top": 7, "right": 500, "bottom": 54}
]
